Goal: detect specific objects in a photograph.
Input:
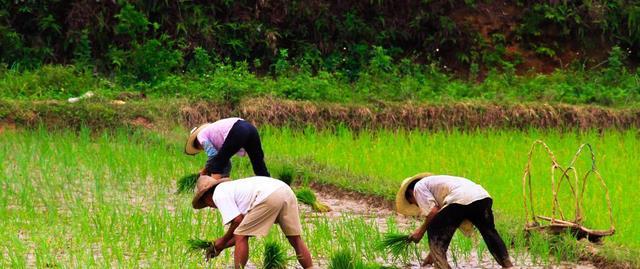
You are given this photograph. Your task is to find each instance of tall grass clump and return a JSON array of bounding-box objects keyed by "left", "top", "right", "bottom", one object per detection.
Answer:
[
  {"left": 295, "top": 187, "right": 331, "bottom": 212},
  {"left": 262, "top": 241, "right": 289, "bottom": 269}
]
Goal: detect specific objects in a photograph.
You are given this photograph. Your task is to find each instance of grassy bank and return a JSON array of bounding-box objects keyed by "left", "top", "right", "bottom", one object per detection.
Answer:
[
  {"left": 3, "top": 98, "right": 640, "bottom": 131},
  {"left": 1, "top": 64, "right": 640, "bottom": 107}
]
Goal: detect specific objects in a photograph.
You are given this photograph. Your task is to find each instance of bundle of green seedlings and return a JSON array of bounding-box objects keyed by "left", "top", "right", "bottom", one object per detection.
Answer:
[
  {"left": 277, "top": 165, "right": 296, "bottom": 185},
  {"left": 262, "top": 241, "right": 291, "bottom": 269},
  {"left": 329, "top": 249, "right": 395, "bottom": 269},
  {"left": 186, "top": 238, "right": 213, "bottom": 252},
  {"left": 177, "top": 173, "right": 199, "bottom": 194},
  {"left": 295, "top": 187, "right": 331, "bottom": 212},
  {"left": 377, "top": 233, "right": 414, "bottom": 260}
]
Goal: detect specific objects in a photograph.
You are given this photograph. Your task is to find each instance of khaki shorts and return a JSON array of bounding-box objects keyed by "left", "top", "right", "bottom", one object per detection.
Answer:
[{"left": 234, "top": 186, "right": 302, "bottom": 236}]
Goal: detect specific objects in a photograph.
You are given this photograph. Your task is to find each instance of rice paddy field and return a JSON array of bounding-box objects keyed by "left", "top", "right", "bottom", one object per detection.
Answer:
[{"left": 1, "top": 126, "right": 638, "bottom": 268}]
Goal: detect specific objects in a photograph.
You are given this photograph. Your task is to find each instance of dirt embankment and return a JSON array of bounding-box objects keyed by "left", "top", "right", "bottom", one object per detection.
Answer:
[{"left": 2, "top": 98, "right": 640, "bottom": 131}]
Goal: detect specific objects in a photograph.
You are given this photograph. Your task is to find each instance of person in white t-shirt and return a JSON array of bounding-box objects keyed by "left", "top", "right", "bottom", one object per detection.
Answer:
[
  {"left": 396, "top": 174, "right": 513, "bottom": 269},
  {"left": 191, "top": 175, "right": 315, "bottom": 269}
]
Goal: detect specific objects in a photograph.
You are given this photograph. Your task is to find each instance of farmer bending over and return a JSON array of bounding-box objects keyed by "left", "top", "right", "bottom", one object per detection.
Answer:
[
  {"left": 396, "top": 174, "right": 513, "bottom": 269},
  {"left": 192, "top": 175, "right": 315, "bottom": 269},
  {"left": 185, "top": 117, "right": 269, "bottom": 178}
]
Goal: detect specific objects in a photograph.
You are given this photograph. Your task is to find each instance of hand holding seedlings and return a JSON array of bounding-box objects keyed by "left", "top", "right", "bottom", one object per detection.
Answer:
[
  {"left": 204, "top": 238, "right": 228, "bottom": 260},
  {"left": 205, "top": 245, "right": 220, "bottom": 260},
  {"left": 408, "top": 229, "right": 425, "bottom": 243}
]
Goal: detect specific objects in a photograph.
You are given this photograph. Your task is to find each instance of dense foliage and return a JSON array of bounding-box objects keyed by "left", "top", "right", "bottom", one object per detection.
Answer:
[
  {"left": 2, "top": 1, "right": 640, "bottom": 106},
  {"left": 1, "top": 57, "right": 638, "bottom": 106},
  {"left": 2, "top": 0, "right": 640, "bottom": 78}
]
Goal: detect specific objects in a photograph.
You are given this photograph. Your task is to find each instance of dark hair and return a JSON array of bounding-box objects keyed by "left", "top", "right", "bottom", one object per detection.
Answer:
[
  {"left": 405, "top": 179, "right": 419, "bottom": 201},
  {"left": 202, "top": 186, "right": 217, "bottom": 204},
  {"left": 193, "top": 138, "right": 201, "bottom": 149}
]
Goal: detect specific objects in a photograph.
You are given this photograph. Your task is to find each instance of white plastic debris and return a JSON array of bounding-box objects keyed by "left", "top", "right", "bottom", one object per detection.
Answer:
[{"left": 67, "top": 91, "right": 95, "bottom": 103}]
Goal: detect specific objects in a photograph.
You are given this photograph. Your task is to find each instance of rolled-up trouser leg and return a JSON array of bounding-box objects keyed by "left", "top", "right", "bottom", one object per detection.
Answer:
[
  {"left": 427, "top": 205, "right": 465, "bottom": 269},
  {"left": 466, "top": 198, "right": 512, "bottom": 267}
]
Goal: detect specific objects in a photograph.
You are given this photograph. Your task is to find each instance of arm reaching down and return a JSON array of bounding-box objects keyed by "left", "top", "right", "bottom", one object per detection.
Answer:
[
  {"left": 409, "top": 206, "right": 440, "bottom": 243},
  {"left": 208, "top": 214, "right": 245, "bottom": 259}
]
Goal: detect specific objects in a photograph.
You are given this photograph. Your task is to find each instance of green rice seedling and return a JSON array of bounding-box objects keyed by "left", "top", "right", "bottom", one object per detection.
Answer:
[
  {"left": 329, "top": 249, "right": 356, "bottom": 269},
  {"left": 262, "top": 241, "right": 289, "bottom": 269},
  {"left": 177, "top": 173, "right": 199, "bottom": 194},
  {"left": 549, "top": 232, "right": 580, "bottom": 263},
  {"left": 4, "top": 126, "right": 640, "bottom": 267},
  {"left": 376, "top": 233, "right": 413, "bottom": 260},
  {"left": 295, "top": 187, "right": 331, "bottom": 212},
  {"left": 186, "top": 238, "right": 212, "bottom": 252},
  {"left": 277, "top": 165, "right": 296, "bottom": 185},
  {"left": 329, "top": 249, "right": 392, "bottom": 269}
]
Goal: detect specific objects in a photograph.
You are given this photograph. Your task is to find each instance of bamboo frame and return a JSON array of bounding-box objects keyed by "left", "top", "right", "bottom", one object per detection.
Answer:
[{"left": 521, "top": 140, "right": 615, "bottom": 241}]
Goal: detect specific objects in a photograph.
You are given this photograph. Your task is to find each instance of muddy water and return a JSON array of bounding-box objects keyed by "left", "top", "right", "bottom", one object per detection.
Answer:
[{"left": 307, "top": 187, "right": 597, "bottom": 269}]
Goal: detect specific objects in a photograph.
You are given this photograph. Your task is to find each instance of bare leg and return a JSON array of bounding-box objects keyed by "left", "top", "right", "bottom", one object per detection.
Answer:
[
  {"left": 286, "top": 235, "right": 313, "bottom": 268},
  {"left": 233, "top": 235, "right": 249, "bottom": 269}
]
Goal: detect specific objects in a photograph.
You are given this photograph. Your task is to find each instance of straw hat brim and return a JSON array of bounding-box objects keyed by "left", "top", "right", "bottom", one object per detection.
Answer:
[
  {"left": 185, "top": 123, "right": 211, "bottom": 155},
  {"left": 395, "top": 172, "right": 433, "bottom": 216},
  {"left": 192, "top": 177, "right": 230, "bottom": 209}
]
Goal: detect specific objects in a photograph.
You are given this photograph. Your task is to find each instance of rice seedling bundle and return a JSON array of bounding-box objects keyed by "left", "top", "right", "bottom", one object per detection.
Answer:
[
  {"left": 329, "top": 249, "right": 392, "bottom": 269},
  {"left": 262, "top": 241, "right": 289, "bottom": 269},
  {"left": 177, "top": 173, "right": 199, "bottom": 194},
  {"left": 277, "top": 165, "right": 295, "bottom": 185},
  {"left": 295, "top": 187, "right": 331, "bottom": 212},
  {"left": 329, "top": 249, "right": 356, "bottom": 269},
  {"left": 376, "top": 233, "right": 413, "bottom": 259},
  {"left": 186, "top": 238, "right": 212, "bottom": 252}
]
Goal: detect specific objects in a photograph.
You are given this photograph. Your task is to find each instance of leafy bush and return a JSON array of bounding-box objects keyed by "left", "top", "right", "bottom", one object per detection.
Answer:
[
  {"left": 114, "top": 3, "right": 150, "bottom": 38},
  {"left": 187, "top": 47, "right": 214, "bottom": 75},
  {"left": 126, "top": 38, "right": 183, "bottom": 83},
  {"left": 0, "top": 65, "right": 106, "bottom": 99}
]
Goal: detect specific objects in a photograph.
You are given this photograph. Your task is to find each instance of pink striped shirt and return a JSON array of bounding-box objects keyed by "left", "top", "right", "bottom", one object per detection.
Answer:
[{"left": 196, "top": 117, "right": 246, "bottom": 156}]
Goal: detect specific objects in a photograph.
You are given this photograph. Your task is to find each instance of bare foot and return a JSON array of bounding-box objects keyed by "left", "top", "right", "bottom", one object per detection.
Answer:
[
  {"left": 501, "top": 259, "right": 514, "bottom": 268},
  {"left": 421, "top": 252, "right": 434, "bottom": 267}
]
